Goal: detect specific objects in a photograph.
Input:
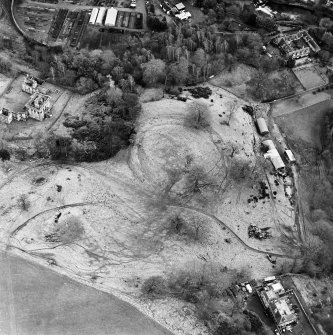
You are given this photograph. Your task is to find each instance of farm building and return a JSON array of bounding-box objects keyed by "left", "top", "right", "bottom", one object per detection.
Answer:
[
  {"left": 258, "top": 280, "right": 297, "bottom": 330},
  {"left": 257, "top": 117, "right": 269, "bottom": 135},
  {"left": 262, "top": 140, "right": 285, "bottom": 171},
  {"left": 175, "top": 2, "right": 185, "bottom": 11},
  {"left": 24, "top": 92, "right": 51, "bottom": 121},
  {"left": 284, "top": 149, "right": 296, "bottom": 163},
  {"left": 96, "top": 7, "right": 106, "bottom": 25},
  {"left": 89, "top": 8, "right": 99, "bottom": 24},
  {"left": 22, "top": 75, "right": 38, "bottom": 95},
  {"left": 105, "top": 7, "right": 118, "bottom": 27}
]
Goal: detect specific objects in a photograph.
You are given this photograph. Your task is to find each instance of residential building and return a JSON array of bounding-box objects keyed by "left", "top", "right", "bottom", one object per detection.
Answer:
[{"left": 258, "top": 280, "right": 297, "bottom": 330}]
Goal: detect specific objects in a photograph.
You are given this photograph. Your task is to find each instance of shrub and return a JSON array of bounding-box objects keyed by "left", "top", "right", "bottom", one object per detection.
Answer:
[
  {"left": 0, "top": 148, "right": 10, "bottom": 161},
  {"left": 15, "top": 147, "right": 27, "bottom": 161},
  {"left": 141, "top": 276, "right": 167, "bottom": 298},
  {"left": 48, "top": 216, "right": 85, "bottom": 244},
  {"left": 17, "top": 194, "right": 30, "bottom": 211}
]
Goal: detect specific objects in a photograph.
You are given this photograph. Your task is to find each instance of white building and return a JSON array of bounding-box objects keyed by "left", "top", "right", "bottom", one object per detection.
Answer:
[
  {"left": 175, "top": 11, "right": 191, "bottom": 21},
  {"left": 96, "top": 7, "right": 106, "bottom": 25},
  {"left": 89, "top": 8, "right": 99, "bottom": 25},
  {"left": 175, "top": 2, "right": 185, "bottom": 12},
  {"left": 284, "top": 149, "right": 296, "bottom": 163},
  {"left": 257, "top": 117, "right": 269, "bottom": 136},
  {"left": 262, "top": 139, "right": 285, "bottom": 171},
  {"left": 105, "top": 7, "right": 118, "bottom": 27}
]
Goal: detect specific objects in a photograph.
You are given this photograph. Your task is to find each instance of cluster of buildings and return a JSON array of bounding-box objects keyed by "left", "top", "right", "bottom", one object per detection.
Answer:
[
  {"left": 255, "top": 116, "right": 295, "bottom": 171},
  {"left": 273, "top": 30, "right": 320, "bottom": 65},
  {"left": 89, "top": 7, "right": 118, "bottom": 26},
  {"left": 257, "top": 278, "right": 298, "bottom": 333},
  {"left": 160, "top": 1, "right": 192, "bottom": 21},
  {"left": 0, "top": 75, "right": 52, "bottom": 124}
]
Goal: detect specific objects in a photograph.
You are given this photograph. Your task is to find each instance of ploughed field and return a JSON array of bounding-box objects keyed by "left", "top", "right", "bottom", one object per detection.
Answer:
[{"left": 0, "top": 251, "right": 172, "bottom": 335}]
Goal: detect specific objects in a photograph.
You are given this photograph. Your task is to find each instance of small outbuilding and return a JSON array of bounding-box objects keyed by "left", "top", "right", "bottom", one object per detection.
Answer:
[
  {"left": 257, "top": 117, "right": 269, "bottom": 136},
  {"left": 284, "top": 149, "right": 296, "bottom": 163},
  {"left": 0, "top": 108, "right": 13, "bottom": 124},
  {"left": 89, "top": 7, "right": 99, "bottom": 24},
  {"left": 175, "top": 2, "right": 185, "bottom": 11}
]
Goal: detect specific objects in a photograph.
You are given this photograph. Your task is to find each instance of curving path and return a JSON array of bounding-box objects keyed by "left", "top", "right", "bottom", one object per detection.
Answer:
[
  {"left": 170, "top": 205, "right": 301, "bottom": 259},
  {"left": 9, "top": 200, "right": 300, "bottom": 260}
]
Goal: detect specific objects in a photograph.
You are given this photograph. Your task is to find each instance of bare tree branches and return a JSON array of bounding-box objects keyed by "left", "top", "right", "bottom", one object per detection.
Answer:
[{"left": 184, "top": 101, "right": 211, "bottom": 130}]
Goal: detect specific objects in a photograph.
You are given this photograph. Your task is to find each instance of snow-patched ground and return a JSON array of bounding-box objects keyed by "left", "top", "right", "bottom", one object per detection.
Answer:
[{"left": 0, "top": 84, "right": 298, "bottom": 335}]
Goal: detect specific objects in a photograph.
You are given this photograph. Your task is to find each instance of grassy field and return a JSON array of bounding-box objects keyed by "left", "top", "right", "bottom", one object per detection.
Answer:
[
  {"left": 292, "top": 65, "right": 327, "bottom": 90},
  {"left": 0, "top": 251, "right": 172, "bottom": 335},
  {"left": 274, "top": 98, "right": 333, "bottom": 149}
]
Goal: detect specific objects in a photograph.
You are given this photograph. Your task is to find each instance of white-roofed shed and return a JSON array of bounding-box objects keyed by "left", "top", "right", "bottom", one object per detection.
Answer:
[
  {"left": 257, "top": 117, "right": 269, "bottom": 135},
  {"left": 285, "top": 149, "right": 296, "bottom": 163},
  {"left": 96, "top": 7, "right": 106, "bottom": 25},
  {"left": 175, "top": 2, "right": 186, "bottom": 11},
  {"left": 105, "top": 7, "right": 118, "bottom": 27},
  {"left": 89, "top": 8, "right": 99, "bottom": 24}
]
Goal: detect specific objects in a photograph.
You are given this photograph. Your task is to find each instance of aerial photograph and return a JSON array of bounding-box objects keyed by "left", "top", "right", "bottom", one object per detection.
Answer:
[{"left": 0, "top": 0, "right": 333, "bottom": 334}]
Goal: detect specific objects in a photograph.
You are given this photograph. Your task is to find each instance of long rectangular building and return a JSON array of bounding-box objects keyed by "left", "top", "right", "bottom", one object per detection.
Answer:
[
  {"left": 105, "top": 7, "right": 118, "bottom": 27},
  {"left": 89, "top": 7, "right": 99, "bottom": 24},
  {"left": 95, "top": 7, "right": 106, "bottom": 25}
]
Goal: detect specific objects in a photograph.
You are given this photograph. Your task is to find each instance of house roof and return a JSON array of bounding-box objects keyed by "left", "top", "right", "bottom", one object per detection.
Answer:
[
  {"left": 257, "top": 117, "right": 269, "bottom": 134},
  {"left": 271, "top": 298, "right": 297, "bottom": 325},
  {"left": 285, "top": 149, "right": 296, "bottom": 162},
  {"left": 175, "top": 2, "right": 185, "bottom": 10},
  {"left": 270, "top": 282, "right": 284, "bottom": 293}
]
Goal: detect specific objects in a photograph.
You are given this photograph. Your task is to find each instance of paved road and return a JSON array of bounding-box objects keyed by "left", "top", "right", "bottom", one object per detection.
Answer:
[{"left": 0, "top": 250, "right": 173, "bottom": 335}]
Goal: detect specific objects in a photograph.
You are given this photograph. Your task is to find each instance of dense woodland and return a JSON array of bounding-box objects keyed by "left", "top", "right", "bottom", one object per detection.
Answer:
[{"left": 8, "top": 2, "right": 286, "bottom": 93}]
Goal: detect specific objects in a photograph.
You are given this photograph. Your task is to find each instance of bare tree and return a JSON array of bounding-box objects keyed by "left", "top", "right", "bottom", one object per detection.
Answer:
[
  {"left": 169, "top": 214, "right": 185, "bottom": 234},
  {"left": 184, "top": 101, "right": 211, "bottom": 130},
  {"left": 183, "top": 166, "right": 217, "bottom": 198},
  {"left": 17, "top": 194, "right": 30, "bottom": 211},
  {"left": 220, "top": 100, "right": 238, "bottom": 126}
]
